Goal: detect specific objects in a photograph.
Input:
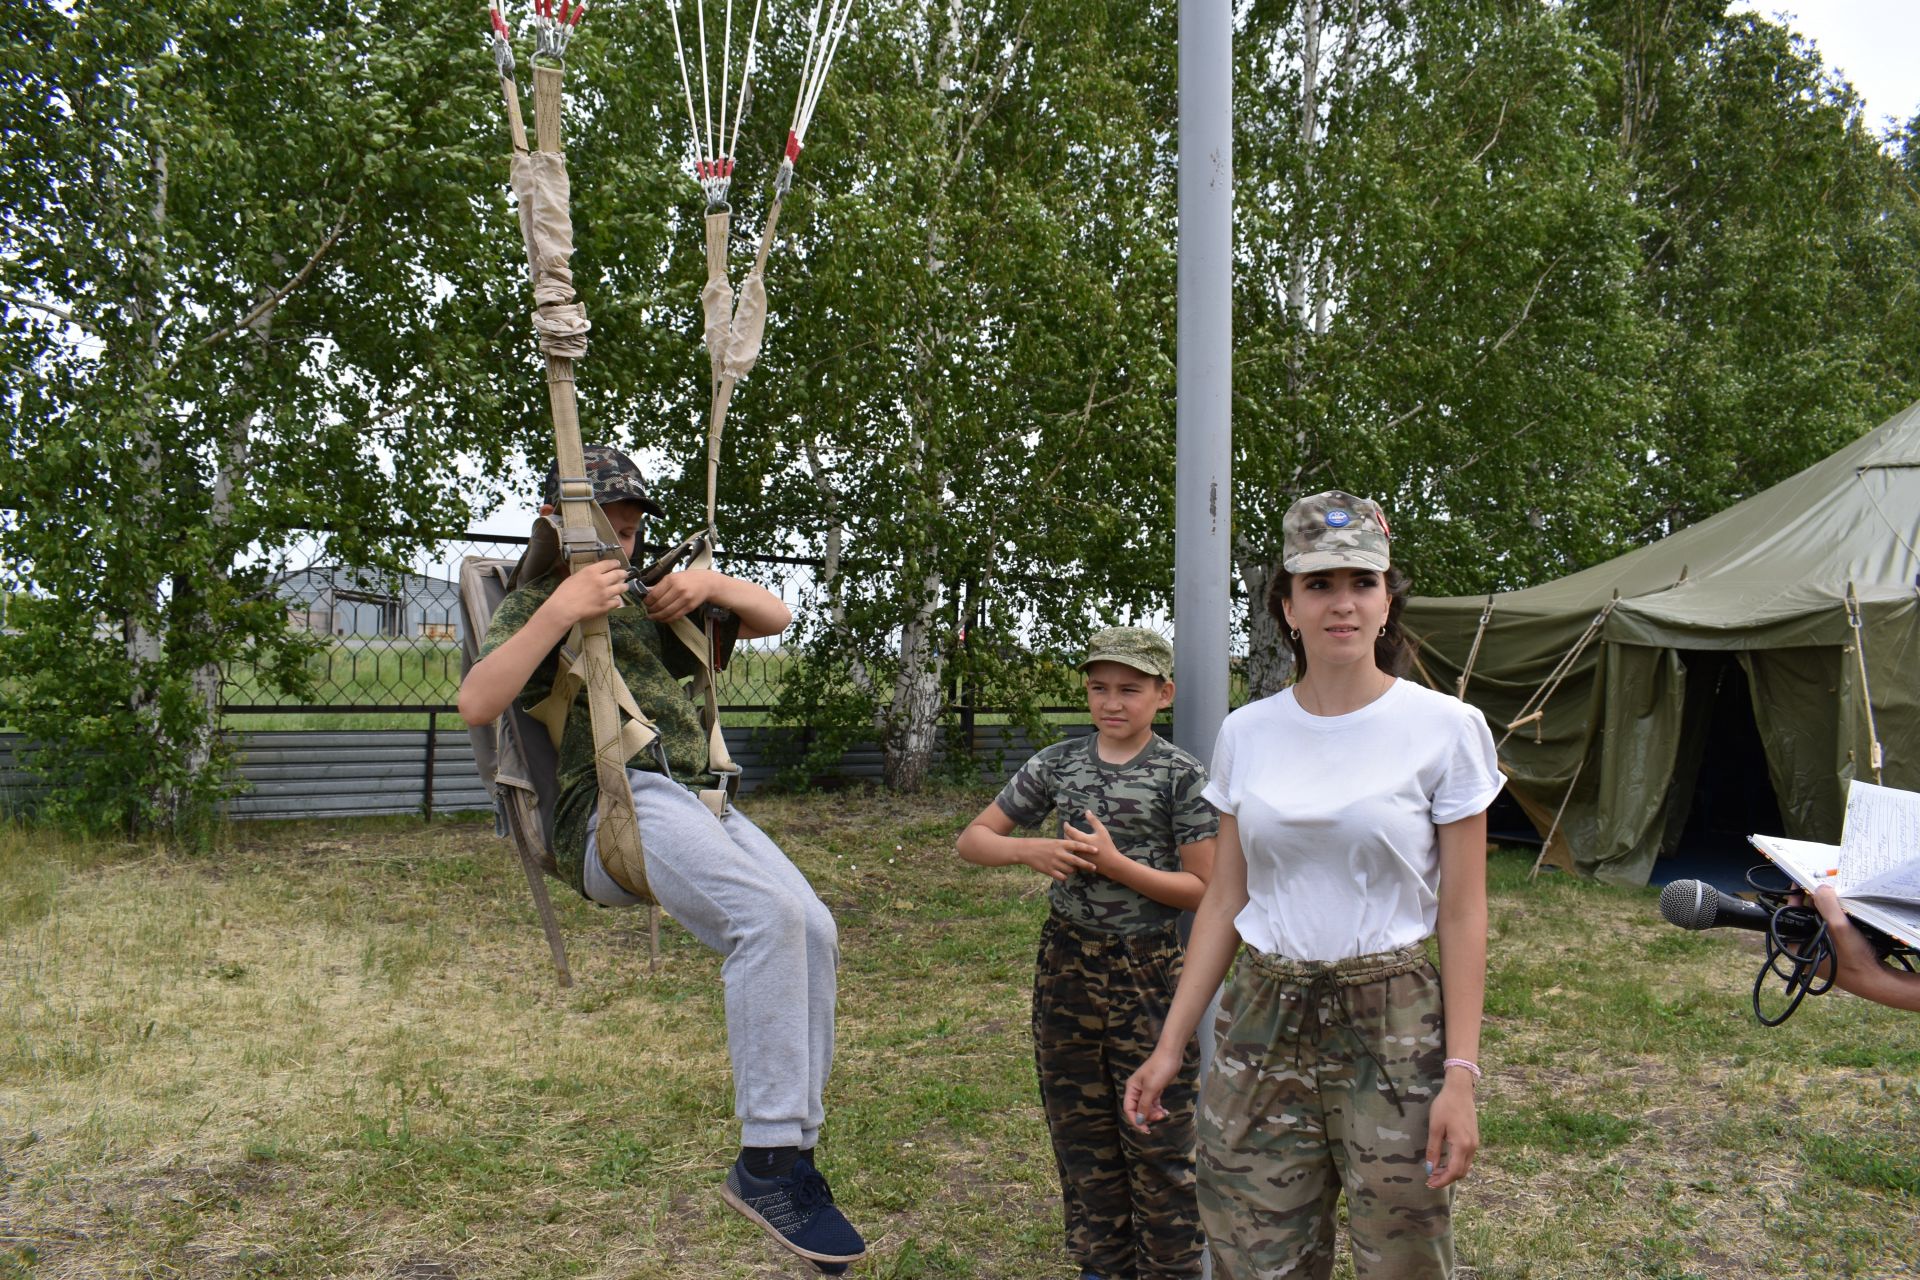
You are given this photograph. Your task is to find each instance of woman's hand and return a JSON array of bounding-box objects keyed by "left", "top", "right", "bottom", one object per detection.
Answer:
[
  {"left": 1123, "top": 1046, "right": 1183, "bottom": 1134},
  {"left": 1424, "top": 1076, "right": 1479, "bottom": 1188}
]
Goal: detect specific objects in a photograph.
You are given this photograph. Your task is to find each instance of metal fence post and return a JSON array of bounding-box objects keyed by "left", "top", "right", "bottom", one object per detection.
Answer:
[{"left": 423, "top": 709, "right": 438, "bottom": 822}]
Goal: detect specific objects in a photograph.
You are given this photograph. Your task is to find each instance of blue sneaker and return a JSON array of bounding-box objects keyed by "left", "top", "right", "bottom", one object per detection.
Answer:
[
  {"left": 794, "top": 1152, "right": 851, "bottom": 1276},
  {"left": 722, "top": 1153, "right": 866, "bottom": 1269}
]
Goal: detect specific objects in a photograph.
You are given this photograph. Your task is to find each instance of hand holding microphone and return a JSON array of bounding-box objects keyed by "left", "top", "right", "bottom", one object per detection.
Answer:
[
  {"left": 1657, "top": 879, "right": 1819, "bottom": 942},
  {"left": 1657, "top": 875, "right": 1915, "bottom": 1022}
]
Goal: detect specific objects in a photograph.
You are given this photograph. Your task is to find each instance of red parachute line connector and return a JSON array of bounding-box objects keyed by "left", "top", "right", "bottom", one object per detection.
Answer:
[
  {"left": 490, "top": 5, "right": 510, "bottom": 38},
  {"left": 784, "top": 131, "right": 801, "bottom": 163}
]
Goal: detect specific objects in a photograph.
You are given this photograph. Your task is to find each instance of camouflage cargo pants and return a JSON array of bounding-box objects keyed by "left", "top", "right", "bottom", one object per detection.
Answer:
[
  {"left": 1198, "top": 944, "right": 1452, "bottom": 1280},
  {"left": 1034, "top": 913, "right": 1204, "bottom": 1280}
]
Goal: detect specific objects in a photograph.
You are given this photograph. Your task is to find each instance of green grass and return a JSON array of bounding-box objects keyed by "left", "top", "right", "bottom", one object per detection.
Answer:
[{"left": 2, "top": 806, "right": 1917, "bottom": 1278}]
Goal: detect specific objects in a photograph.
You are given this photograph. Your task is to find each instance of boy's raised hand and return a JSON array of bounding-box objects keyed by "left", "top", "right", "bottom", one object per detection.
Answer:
[
  {"left": 642, "top": 567, "right": 718, "bottom": 624},
  {"left": 1062, "top": 810, "right": 1121, "bottom": 876},
  {"left": 548, "top": 559, "right": 631, "bottom": 625}
]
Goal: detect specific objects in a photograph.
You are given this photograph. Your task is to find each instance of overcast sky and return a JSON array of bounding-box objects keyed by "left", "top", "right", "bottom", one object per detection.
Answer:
[{"left": 1731, "top": 0, "right": 1920, "bottom": 135}]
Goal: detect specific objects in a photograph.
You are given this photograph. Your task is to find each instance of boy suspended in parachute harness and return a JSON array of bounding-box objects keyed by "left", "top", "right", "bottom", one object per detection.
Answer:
[
  {"left": 464, "top": 3, "right": 867, "bottom": 1270},
  {"left": 458, "top": 447, "right": 865, "bottom": 1271}
]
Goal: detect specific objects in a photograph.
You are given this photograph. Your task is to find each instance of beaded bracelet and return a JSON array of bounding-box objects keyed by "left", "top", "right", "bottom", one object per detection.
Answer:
[{"left": 1442, "top": 1058, "right": 1483, "bottom": 1081}]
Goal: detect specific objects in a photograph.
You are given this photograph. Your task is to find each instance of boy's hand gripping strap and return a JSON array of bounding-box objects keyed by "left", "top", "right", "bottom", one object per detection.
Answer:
[{"left": 497, "top": 49, "right": 653, "bottom": 901}]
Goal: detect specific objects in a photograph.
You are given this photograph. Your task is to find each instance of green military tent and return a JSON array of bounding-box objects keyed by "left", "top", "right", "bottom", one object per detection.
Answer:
[{"left": 1404, "top": 400, "right": 1920, "bottom": 885}]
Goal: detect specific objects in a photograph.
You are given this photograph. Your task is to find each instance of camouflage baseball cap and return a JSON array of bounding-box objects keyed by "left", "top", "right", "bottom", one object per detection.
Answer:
[
  {"left": 1282, "top": 490, "right": 1391, "bottom": 572},
  {"left": 542, "top": 444, "right": 665, "bottom": 517},
  {"left": 1079, "top": 626, "right": 1175, "bottom": 681}
]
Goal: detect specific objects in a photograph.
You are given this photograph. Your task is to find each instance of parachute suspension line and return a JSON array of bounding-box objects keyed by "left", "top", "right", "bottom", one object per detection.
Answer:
[
  {"left": 697, "top": 0, "right": 715, "bottom": 190},
  {"left": 666, "top": 0, "right": 707, "bottom": 195},
  {"left": 719, "top": 0, "right": 734, "bottom": 179},
  {"left": 798, "top": 0, "right": 854, "bottom": 141},
  {"left": 668, "top": 0, "right": 764, "bottom": 209},
  {"left": 781, "top": 0, "right": 854, "bottom": 191},
  {"left": 728, "top": 0, "right": 766, "bottom": 165}
]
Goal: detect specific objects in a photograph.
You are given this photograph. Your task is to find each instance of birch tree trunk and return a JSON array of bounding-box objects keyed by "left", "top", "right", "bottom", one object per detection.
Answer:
[{"left": 1235, "top": 535, "right": 1293, "bottom": 700}]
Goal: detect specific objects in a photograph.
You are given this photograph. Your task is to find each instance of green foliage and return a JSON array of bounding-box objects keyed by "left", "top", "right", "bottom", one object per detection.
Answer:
[
  {"left": 1585, "top": 5, "right": 1920, "bottom": 534},
  {"left": 736, "top": 0, "right": 1183, "bottom": 784},
  {"left": 1222, "top": 0, "right": 1920, "bottom": 687},
  {"left": 0, "top": 0, "right": 525, "bottom": 830},
  {"left": 5, "top": 0, "right": 1920, "bottom": 812}
]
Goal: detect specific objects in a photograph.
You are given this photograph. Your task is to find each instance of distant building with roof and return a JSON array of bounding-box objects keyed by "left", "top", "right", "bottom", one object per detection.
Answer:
[{"left": 272, "top": 566, "right": 465, "bottom": 641}]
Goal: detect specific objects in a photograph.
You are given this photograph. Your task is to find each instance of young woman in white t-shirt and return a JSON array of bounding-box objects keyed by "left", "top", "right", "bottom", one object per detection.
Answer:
[{"left": 1124, "top": 489, "right": 1502, "bottom": 1280}]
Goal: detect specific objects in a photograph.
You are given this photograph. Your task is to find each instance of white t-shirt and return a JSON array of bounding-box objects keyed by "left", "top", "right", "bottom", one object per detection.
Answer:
[{"left": 1202, "top": 678, "right": 1503, "bottom": 962}]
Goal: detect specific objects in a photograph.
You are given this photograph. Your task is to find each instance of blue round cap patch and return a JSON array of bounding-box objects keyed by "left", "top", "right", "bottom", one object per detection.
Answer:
[{"left": 1325, "top": 509, "right": 1352, "bottom": 528}]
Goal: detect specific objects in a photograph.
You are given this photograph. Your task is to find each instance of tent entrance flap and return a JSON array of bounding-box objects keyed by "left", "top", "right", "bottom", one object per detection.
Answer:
[{"left": 1644, "top": 650, "right": 1788, "bottom": 891}]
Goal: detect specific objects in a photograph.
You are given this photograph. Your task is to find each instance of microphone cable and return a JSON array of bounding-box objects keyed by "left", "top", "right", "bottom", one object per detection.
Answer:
[{"left": 1744, "top": 865, "right": 1918, "bottom": 1026}]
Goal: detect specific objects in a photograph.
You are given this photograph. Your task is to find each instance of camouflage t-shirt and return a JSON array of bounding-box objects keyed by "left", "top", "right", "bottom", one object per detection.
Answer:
[
  {"left": 480, "top": 572, "right": 711, "bottom": 890},
  {"left": 994, "top": 732, "right": 1218, "bottom": 935}
]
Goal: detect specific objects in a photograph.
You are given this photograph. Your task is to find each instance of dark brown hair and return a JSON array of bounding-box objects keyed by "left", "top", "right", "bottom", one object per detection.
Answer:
[{"left": 1266, "top": 563, "right": 1414, "bottom": 678}]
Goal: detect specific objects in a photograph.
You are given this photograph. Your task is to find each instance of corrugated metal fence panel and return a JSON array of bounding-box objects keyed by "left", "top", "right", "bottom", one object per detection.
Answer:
[
  {"left": 225, "top": 731, "right": 493, "bottom": 819},
  {"left": 0, "top": 723, "right": 1091, "bottom": 822},
  {"left": 0, "top": 735, "right": 38, "bottom": 811}
]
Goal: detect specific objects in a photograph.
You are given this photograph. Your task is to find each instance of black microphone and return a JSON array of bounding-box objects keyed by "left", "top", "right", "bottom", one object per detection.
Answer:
[{"left": 1658, "top": 879, "right": 1819, "bottom": 942}]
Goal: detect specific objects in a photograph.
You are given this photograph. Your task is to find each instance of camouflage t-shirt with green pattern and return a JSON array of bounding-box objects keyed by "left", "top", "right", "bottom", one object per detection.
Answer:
[
  {"left": 994, "top": 732, "right": 1218, "bottom": 935},
  {"left": 480, "top": 572, "right": 711, "bottom": 891}
]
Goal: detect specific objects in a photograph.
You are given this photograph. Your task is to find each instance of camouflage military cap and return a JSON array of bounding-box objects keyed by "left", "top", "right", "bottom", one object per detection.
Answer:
[
  {"left": 1282, "top": 489, "right": 1391, "bottom": 573},
  {"left": 1080, "top": 626, "right": 1175, "bottom": 681},
  {"left": 542, "top": 444, "right": 666, "bottom": 517}
]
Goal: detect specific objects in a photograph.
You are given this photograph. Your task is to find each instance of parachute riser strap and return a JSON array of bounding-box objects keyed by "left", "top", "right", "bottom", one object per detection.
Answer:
[
  {"left": 677, "top": 539, "right": 742, "bottom": 789},
  {"left": 701, "top": 193, "right": 785, "bottom": 532},
  {"left": 501, "top": 50, "right": 652, "bottom": 902},
  {"left": 491, "top": 8, "right": 531, "bottom": 154}
]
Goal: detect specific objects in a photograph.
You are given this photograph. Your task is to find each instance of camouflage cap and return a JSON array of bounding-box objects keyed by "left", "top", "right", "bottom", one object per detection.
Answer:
[
  {"left": 1282, "top": 489, "right": 1391, "bottom": 573},
  {"left": 542, "top": 444, "right": 666, "bottom": 517},
  {"left": 1079, "top": 626, "right": 1175, "bottom": 681}
]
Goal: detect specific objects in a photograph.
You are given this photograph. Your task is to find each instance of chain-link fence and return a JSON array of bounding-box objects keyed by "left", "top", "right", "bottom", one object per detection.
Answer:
[
  {"left": 222, "top": 529, "right": 1239, "bottom": 732},
  {"left": 223, "top": 531, "right": 820, "bottom": 728}
]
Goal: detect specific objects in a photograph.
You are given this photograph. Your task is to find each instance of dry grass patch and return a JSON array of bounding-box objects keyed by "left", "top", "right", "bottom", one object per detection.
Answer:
[{"left": 2, "top": 800, "right": 1918, "bottom": 1279}]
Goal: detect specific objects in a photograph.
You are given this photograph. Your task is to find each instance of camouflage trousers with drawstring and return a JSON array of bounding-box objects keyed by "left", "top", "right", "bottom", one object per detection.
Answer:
[
  {"left": 1198, "top": 944, "right": 1453, "bottom": 1280},
  {"left": 1034, "top": 912, "right": 1205, "bottom": 1280}
]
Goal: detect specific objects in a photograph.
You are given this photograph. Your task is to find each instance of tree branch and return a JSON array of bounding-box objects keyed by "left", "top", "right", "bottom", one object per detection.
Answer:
[
  {"left": 162, "top": 194, "right": 360, "bottom": 379},
  {"left": 0, "top": 290, "right": 83, "bottom": 328},
  {"left": 1375, "top": 252, "right": 1566, "bottom": 435}
]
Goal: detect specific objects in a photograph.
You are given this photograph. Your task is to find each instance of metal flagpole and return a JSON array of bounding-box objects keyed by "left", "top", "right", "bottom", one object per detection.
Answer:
[
  {"left": 1174, "top": 5, "right": 1231, "bottom": 1274},
  {"left": 1173, "top": 0, "right": 1231, "bottom": 766}
]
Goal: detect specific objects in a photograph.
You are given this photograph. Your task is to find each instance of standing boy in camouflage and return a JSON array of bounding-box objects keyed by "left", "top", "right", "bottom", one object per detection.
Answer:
[
  {"left": 955, "top": 628, "right": 1217, "bottom": 1280},
  {"left": 458, "top": 445, "right": 865, "bottom": 1273}
]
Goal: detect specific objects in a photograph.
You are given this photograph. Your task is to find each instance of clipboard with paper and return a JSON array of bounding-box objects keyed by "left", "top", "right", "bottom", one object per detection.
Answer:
[{"left": 1750, "top": 780, "right": 1920, "bottom": 950}]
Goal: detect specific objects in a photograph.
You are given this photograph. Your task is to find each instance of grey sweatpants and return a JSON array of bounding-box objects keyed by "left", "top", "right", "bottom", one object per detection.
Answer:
[{"left": 585, "top": 769, "right": 839, "bottom": 1149}]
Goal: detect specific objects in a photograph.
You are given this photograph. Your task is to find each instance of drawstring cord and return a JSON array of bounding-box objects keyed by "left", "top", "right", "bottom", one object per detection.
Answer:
[
  {"left": 1257, "top": 947, "right": 1427, "bottom": 1115},
  {"left": 1289, "top": 970, "right": 1406, "bottom": 1115}
]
